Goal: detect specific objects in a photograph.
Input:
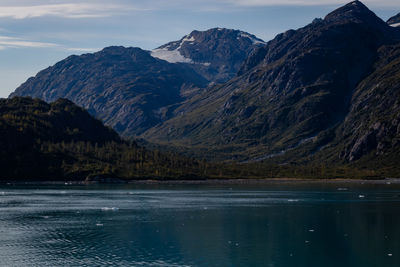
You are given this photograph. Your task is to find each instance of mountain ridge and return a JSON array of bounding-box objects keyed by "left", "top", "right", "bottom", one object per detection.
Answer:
[{"left": 143, "top": 1, "right": 400, "bottom": 164}]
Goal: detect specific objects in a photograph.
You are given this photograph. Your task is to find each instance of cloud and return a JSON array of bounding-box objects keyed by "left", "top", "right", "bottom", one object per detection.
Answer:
[
  {"left": 0, "top": 3, "right": 140, "bottom": 19},
  {"left": 0, "top": 36, "right": 58, "bottom": 48},
  {"left": 0, "top": 35, "right": 101, "bottom": 53},
  {"left": 66, "top": 47, "right": 100, "bottom": 53}
]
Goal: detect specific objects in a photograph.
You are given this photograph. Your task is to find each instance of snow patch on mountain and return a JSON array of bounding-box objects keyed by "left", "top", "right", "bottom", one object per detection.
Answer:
[
  {"left": 239, "top": 32, "right": 266, "bottom": 45},
  {"left": 151, "top": 34, "right": 196, "bottom": 64},
  {"left": 151, "top": 49, "right": 193, "bottom": 63}
]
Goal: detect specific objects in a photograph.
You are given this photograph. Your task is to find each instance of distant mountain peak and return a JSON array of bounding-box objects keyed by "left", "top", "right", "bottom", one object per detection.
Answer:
[
  {"left": 151, "top": 27, "right": 266, "bottom": 82},
  {"left": 151, "top": 28, "right": 265, "bottom": 65},
  {"left": 387, "top": 13, "right": 400, "bottom": 27},
  {"left": 325, "top": 1, "right": 382, "bottom": 24}
]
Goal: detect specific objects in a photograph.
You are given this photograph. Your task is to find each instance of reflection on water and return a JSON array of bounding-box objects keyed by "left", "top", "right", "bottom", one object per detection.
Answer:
[{"left": 0, "top": 183, "right": 399, "bottom": 267}]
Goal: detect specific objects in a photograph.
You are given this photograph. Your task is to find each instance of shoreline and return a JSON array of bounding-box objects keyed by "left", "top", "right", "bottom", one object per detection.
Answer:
[{"left": 1, "top": 177, "right": 399, "bottom": 186}]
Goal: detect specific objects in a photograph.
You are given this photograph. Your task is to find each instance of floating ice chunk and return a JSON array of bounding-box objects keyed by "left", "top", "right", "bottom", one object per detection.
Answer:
[
  {"left": 96, "top": 223, "right": 103, "bottom": 226},
  {"left": 101, "top": 207, "right": 119, "bottom": 211},
  {"left": 390, "top": 23, "right": 400, "bottom": 27},
  {"left": 309, "top": 229, "right": 315, "bottom": 232},
  {"left": 288, "top": 199, "right": 299, "bottom": 202},
  {"left": 359, "top": 195, "right": 365, "bottom": 198},
  {"left": 388, "top": 253, "right": 393, "bottom": 257},
  {"left": 337, "top": 188, "right": 348, "bottom": 191}
]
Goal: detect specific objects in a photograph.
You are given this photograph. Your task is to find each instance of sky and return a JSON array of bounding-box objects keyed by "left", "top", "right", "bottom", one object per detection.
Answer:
[{"left": 0, "top": 0, "right": 398, "bottom": 97}]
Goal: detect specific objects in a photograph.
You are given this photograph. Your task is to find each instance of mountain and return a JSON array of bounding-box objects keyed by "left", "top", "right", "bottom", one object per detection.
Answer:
[
  {"left": 143, "top": 1, "right": 400, "bottom": 165},
  {"left": 11, "top": 29, "right": 264, "bottom": 137},
  {"left": 151, "top": 28, "right": 266, "bottom": 83},
  {"left": 11, "top": 46, "right": 207, "bottom": 136},
  {"left": 387, "top": 13, "right": 400, "bottom": 27},
  {"left": 0, "top": 96, "right": 120, "bottom": 179},
  {"left": 0, "top": 97, "right": 210, "bottom": 181}
]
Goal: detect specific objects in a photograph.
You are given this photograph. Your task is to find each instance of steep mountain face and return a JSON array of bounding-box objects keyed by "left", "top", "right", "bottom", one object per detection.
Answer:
[
  {"left": 143, "top": 1, "right": 400, "bottom": 162},
  {"left": 387, "top": 13, "right": 400, "bottom": 27},
  {"left": 11, "top": 46, "right": 208, "bottom": 136},
  {"left": 151, "top": 28, "right": 266, "bottom": 83},
  {"left": 332, "top": 44, "right": 400, "bottom": 163}
]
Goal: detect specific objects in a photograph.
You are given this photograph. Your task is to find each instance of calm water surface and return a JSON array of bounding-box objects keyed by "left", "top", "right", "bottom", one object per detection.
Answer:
[{"left": 0, "top": 182, "right": 399, "bottom": 267}]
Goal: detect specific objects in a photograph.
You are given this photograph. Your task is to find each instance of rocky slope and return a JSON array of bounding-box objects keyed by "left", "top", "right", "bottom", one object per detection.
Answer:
[
  {"left": 11, "top": 46, "right": 208, "bottom": 136},
  {"left": 325, "top": 43, "right": 400, "bottom": 164},
  {"left": 151, "top": 28, "right": 266, "bottom": 83},
  {"left": 143, "top": 1, "right": 400, "bottom": 164}
]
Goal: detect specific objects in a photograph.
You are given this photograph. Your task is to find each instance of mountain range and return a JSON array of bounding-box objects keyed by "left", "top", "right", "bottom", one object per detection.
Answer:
[
  {"left": 11, "top": 29, "right": 264, "bottom": 137},
  {"left": 10, "top": 1, "right": 400, "bottom": 177}
]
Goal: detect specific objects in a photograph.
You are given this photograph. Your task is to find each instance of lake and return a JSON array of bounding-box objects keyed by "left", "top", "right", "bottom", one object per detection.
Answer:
[{"left": 0, "top": 182, "right": 399, "bottom": 267}]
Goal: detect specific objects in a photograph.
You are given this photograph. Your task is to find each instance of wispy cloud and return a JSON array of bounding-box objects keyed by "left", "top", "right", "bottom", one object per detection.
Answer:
[
  {"left": 66, "top": 47, "right": 100, "bottom": 53},
  {"left": 0, "top": 36, "right": 58, "bottom": 48},
  {"left": 0, "top": 3, "right": 141, "bottom": 19},
  {"left": 0, "top": 35, "right": 99, "bottom": 53}
]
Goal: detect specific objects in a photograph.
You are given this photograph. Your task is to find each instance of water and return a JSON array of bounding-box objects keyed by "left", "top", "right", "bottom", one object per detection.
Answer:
[{"left": 0, "top": 183, "right": 399, "bottom": 267}]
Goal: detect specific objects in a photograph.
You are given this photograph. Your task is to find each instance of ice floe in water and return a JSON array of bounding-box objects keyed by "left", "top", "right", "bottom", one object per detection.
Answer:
[
  {"left": 101, "top": 207, "right": 119, "bottom": 211},
  {"left": 337, "top": 188, "right": 348, "bottom": 191}
]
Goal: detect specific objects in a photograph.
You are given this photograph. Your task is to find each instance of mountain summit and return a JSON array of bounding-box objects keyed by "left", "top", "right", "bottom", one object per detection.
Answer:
[
  {"left": 151, "top": 28, "right": 266, "bottom": 82},
  {"left": 387, "top": 13, "right": 400, "bottom": 27}
]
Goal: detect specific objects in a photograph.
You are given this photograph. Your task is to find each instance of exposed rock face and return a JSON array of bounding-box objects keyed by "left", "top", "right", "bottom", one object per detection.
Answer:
[
  {"left": 337, "top": 44, "right": 400, "bottom": 162},
  {"left": 151, "top": 28, "right": 266, "bottom": 83},
  {"left": 11, "top": 46, "right": 208, "bottom": 136},
  {"left": 143, "top": 1, "right": 400, "bottom": 161}
]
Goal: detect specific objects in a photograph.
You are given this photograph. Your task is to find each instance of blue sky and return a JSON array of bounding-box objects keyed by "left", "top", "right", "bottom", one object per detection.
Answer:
[{"left": 0, "top": 0, "right": 398, "bottom": 97}]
